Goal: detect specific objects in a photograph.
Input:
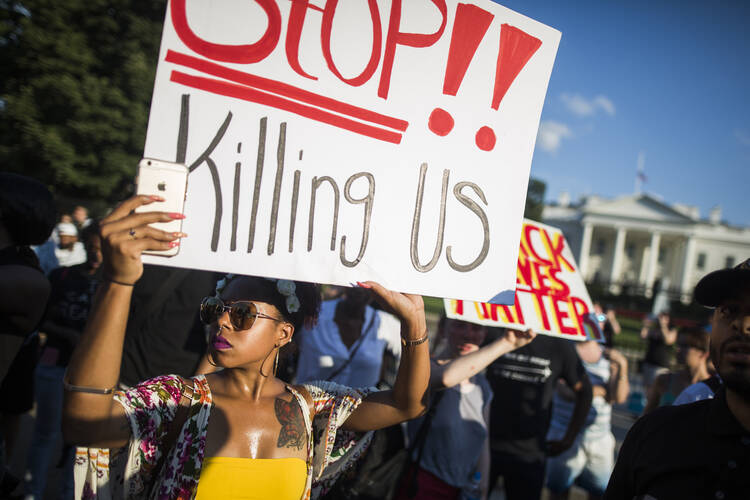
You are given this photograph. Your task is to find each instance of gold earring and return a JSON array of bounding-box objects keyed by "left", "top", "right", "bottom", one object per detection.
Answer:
[{"left": 273, "top": 348, "right": 279, "bottom": 377}]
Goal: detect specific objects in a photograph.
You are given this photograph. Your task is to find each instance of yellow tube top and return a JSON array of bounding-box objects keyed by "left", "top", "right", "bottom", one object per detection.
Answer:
[{"left": 195, "top": 456, "right": 307, "bottom": 500}]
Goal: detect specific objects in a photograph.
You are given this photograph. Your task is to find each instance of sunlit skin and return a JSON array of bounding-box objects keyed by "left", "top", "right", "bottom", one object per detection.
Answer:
[
  {"left": 62, "top": 195, "right": 431, "bottom": 474},
  {"left": 710, "top": 288, "right": 750, "bottom": 432}
]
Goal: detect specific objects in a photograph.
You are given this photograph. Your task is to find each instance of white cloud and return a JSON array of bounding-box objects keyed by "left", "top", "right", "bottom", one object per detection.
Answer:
[
  {"left": 561, "top": 93, "right": 616, "bottom": 117},
  {"left": 537, "top": 121, "right": 573, "bottom": 154},
  {"left": 735, "top": 129, "right": 750, "bottom": 146}
]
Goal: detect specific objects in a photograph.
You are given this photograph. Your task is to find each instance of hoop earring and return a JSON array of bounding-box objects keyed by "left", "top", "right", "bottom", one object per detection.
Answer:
[
  {"left": 260, "top": 344, "right": 280, "bottom": 378},
  {"left": 273, "top": 348, "right": 280, "bottom": 377},
  {"left": 207, "top": 351, "right": 218, "bottom": 368}
]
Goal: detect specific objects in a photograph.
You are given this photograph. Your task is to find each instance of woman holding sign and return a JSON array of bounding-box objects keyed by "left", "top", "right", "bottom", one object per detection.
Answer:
[{"left": 62, "top": 195, "right": 430, "bottom": 500}]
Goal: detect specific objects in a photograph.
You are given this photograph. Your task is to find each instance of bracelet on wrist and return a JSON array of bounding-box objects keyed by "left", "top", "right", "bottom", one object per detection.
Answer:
[
  {"left": 104, "top": 274, "right": 136, "bottom": 287},
  {"left": 63, "top": 370, "right": 115, "bottom": 395},
  {"left": 401, "top": 332, "right": 429, "bottom": 348}
]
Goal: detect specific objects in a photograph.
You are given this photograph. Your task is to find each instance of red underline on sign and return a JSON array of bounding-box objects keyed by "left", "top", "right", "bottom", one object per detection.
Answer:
[
  {"left": 165, "top": 50, "right": 409, "bottom": 133},
  {"left": 170, "top": 71, "right": 404, "bottom": 144}
]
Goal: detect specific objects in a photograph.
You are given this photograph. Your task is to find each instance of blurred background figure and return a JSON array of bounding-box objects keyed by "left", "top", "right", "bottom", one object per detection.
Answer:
[
  {"left": 53, "top": 222, "right": 85, "bottom": 268},
  {"left": 486, "top": 333, "right": 592, "bottom": 500},
  {"left": 642, "top": 327, "right": 710, "bottom": 413},
  {"left": 396, "top": 320, "right": 535, "bottom": 500},
  {"left": 639, "top": 312, "right": 677, "bottom": 391},
  {"left": 593, "top": 303, "right": 620, "bottom": 348},
  {"left": 296, "top": 286, "right": 401, "bottom": 388},
  {"left": 22, "top": 222, "right": 102, "bottom": 499},
  {"left": 71, "top": 205, "right": 91, "bottom": 234},
  {"left": 119, "top": 266, "right": 223, "bottom": 388},
  {"left": 0, "top": 173, "right": 55, "bottom": 496},
  {"left": 546, "top": 340, "right": 629, "bottom": 500}
]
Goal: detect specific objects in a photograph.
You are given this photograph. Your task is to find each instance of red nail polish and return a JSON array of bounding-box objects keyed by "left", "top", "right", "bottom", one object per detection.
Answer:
[
  {"left": 149, "top": 195, "right": 164, "bottom": 201},
  {"left": 169, "top": 241, "right": 180, "bottom": 248},
  {"left": 168, "top": 213, "right": 186, "bottom": 220},
  {"left": 356, "top": 281, "right": 372, "bottom": 289}
]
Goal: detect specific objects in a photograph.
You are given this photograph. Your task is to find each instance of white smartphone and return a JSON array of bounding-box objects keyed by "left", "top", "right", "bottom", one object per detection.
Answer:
[{"left": 134, "top": 158, "right": 188, "bottom": 257}]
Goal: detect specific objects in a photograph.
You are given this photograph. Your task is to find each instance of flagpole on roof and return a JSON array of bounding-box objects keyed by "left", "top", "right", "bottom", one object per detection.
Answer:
[{"left": 635, "top": 151, "right": 646, "bottom": 195}]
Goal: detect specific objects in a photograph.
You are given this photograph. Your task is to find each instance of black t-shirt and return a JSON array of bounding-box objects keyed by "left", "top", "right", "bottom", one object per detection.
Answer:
[
  {"left": 44, "top": 264, "right": 99, "bottom": 366},
  {"left": 119, "top": 265, "right": 222, "bottom": 386},
  {"left": 605, "top": 388, "right": 750, "bottom": 500},
  {"left": 644, "top": 330, "right": 672, "bottom": 367},
  {"left": 486, "top": 334, "right": 587, "bottom": 461}
]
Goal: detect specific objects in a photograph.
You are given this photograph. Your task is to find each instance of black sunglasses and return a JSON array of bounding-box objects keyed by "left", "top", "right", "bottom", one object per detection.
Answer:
[{"left": 200, "top": 296, "right": 284, "bottom": 331}]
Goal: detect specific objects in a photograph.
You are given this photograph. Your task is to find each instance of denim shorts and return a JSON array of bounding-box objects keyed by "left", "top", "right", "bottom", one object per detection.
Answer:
[{"left": 545, "top": 430, "right": 615, "bottom": 496}]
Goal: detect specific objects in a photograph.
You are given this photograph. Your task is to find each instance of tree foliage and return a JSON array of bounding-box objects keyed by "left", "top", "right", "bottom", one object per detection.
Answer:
[
  {"left": 524, "top": 177, "right": 546, "bottom": 222},
  {"left": 0, "top": 0, "right": 166, "bottom": 203}
]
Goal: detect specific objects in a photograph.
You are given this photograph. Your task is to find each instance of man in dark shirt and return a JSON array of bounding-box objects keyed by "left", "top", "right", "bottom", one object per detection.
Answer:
[
  {"left": 487, "top": 334, "right": 592, "bottom": 500},
  {"left": 605, "top": 258, "right": 750, "bottom": 499},
  {"left": 119, "top": 265, "right": 222, "bottom": 386}
]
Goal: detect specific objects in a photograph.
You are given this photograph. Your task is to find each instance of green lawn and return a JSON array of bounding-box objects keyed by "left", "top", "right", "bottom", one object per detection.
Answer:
[{"left": 613, "top": 316, "right": 646, "bottom": 353}]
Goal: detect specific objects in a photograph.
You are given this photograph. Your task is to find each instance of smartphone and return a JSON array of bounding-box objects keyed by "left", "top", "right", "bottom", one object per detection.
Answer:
[{"left": 134, "top": 158, "right": 188, "bottom": 257}]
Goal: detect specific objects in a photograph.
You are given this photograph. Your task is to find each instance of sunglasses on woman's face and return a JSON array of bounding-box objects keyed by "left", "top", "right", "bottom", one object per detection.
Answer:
[{"left": 200, "top": 296, "right": 284, "bottom": 331}]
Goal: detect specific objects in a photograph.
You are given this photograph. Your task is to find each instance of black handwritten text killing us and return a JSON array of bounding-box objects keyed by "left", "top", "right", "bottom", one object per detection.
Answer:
[{"left": 175, "top": 95, "right": 489, "bottom": 273}]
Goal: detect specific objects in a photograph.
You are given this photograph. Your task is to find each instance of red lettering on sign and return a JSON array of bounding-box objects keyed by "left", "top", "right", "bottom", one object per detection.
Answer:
[
  {"left": 551, "top": 298, "right": 577, "bottom": 336},
  {"left": 285, "top": 0, "right": 323, "bottom": 80},
  {"left": 171, "top": 0, "right": 282, "bottom": 63},
  {"left": 524, "top": 224, "right": 554, "bottom": 266},
  {"left": 321, "top": 0, "right": 383, "bottom": 86},
  {"left": 541, "top": 228, "right": 575, "bottom": 272},
  {"left": 492, "top": 24, "right": 541, "bottom": 110},
  {"left": 442, "top": 3, "right": 494, "bottom": 97},
  {"left": 378, "top": 0, "right": 448, "bottom": 99}
]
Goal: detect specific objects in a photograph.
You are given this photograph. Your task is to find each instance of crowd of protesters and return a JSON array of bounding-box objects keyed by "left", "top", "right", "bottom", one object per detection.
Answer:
[{"left": 0, "top": 172, "right": 748, "bottom": 499}]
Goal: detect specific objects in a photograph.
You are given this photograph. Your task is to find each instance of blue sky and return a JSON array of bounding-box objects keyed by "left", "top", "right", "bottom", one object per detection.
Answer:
[{"left": 494, "top": 0, "right": 750, "bottom": 226}]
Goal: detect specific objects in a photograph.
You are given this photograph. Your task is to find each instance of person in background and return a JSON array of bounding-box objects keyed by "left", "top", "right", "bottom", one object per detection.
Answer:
[
  {"left": 604, "top": 258, "right": 750, "bottom": 499},
  {"left": 639, "top": 311, "right": 677, "bottom": 391},
  {"left": 23, "top": 222, "right": 102, "bottom": 499},
  {"left": 486, "top": 334, "right": 593, "bottom": 500},
  {"left": 396, "top": 320, "right": 535, "bottom": 500},
  {"left": 546, "top": 339, "right": 630, "bottom": 500},
  {"left": 53, "top": 222, "right": 86, "bottom": 268},
  {"left": 120, "top": 265, "right": 223, "bottom": 388},
  {"left": 71, "top": 205, "right": 91, "bottom": 234},
  {"left": 0, "top": 173, "right": 55, "bottom": 496},
  {"left": 642, "top": 326, "right": 710, "bottom": 413},
  {"left": 593, "top": 303, "right": 621, "bottom": 348},
  {"left": 295, "top": 286, "right": 402, "bottom": 388}
]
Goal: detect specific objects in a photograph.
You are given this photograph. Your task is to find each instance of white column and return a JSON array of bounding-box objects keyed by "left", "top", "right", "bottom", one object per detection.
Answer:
[
  {"left": 645, "top": 232, "right": 661, "bottom": 291},
  {"left": 610, "top": 227, "right": 627, "bottom": 291},
  {"left": 680, "top": 236, "right": 697, "bottom": 302},
  {"left": 578, "top": 222, "right": 593, "bottom": 279}
]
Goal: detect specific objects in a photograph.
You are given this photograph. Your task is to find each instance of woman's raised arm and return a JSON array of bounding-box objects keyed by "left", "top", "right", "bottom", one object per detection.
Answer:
[
  {"left": 62, "top": 195, "right": 184, "bottom": 448},
  {"left": 342, "top": 281, "right": 430, "bottom": 431}
]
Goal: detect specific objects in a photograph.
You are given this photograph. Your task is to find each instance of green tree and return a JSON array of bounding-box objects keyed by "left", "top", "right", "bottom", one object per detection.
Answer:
[
  {"left": 524, "top": 177, "right": 546, "bottom": 221},
  {"left": 0, "top": 0, "right": 166, "bottom": 205}
]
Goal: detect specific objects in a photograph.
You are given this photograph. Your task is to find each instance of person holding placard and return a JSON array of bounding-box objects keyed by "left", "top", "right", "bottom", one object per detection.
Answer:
[{"left": 62, "top": 195, "right": 430, "bottom": 500}]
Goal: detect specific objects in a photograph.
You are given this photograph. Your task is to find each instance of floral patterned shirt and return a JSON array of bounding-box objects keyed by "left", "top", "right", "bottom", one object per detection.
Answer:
[{"left": 74, "top": 374, "right": 373, "bottom": 499}]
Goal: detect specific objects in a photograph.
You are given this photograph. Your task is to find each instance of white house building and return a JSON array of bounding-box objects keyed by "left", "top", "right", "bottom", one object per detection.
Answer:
[{"left": 543, "top": 193, "right": 750, "bottom": 302}]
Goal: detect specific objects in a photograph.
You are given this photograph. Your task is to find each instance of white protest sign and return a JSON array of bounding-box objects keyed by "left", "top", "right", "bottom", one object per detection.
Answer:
[
  {"left": 142, "top": 0, "right": 561, "bottom": 304},
  {"left": 444, "top": 219, "right": 603, "bottom": 341}
]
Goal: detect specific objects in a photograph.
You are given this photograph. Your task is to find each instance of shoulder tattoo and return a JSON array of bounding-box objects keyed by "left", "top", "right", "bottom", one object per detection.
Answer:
[{"left": 275, "top": 398, "right": 305, "bottom": 450}]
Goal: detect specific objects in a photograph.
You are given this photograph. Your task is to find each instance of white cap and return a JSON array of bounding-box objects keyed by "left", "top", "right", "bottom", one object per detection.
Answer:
[{"left": 56, "top": 222, "right": 78, "bottom": 237}]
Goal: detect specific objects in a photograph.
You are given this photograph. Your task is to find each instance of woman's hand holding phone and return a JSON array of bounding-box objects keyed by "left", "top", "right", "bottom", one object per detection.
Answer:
[{"left": 99, "top": 195, "right": 186, "bottom": 285}]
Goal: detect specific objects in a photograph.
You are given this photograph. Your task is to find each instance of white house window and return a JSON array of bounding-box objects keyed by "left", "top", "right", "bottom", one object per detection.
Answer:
[
  {"left": 626, "top": 243, "right": 635, "bottom": 258},
  {"left": 697, "top": 253, "right": 706, "bottom": 270},
  {"left": 726, "top": 256, "right": 735, "bottom": 268}
]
